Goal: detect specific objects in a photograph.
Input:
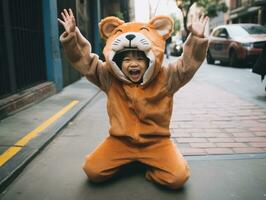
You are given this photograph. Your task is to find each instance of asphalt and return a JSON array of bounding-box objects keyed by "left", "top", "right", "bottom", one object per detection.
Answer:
[
  {"left": 0, "top": 62, "right": 266, "bottom": 199},
  {"left": 0, "top": 78, "right": 101, "bottom": 192}
]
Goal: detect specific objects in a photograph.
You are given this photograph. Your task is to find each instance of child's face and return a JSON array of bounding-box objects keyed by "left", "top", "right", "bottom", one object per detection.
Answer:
[{"left": 121, "top": 51, "right": 148, "bottom": 84}]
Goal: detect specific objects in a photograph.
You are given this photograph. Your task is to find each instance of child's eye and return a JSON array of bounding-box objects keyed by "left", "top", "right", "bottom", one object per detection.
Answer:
[{"left": 123, "top": 58, "right": 130, "bottom": 62}]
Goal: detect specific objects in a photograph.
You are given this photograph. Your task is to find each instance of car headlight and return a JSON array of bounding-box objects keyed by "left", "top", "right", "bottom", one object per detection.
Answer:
[{"left": 242, "top": 42, "right": 254, "bottom": 48}]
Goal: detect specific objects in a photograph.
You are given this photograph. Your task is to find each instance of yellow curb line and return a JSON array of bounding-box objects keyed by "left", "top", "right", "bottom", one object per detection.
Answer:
[{"left": 0, "top": 100, "right": 79, "bottom": 167}]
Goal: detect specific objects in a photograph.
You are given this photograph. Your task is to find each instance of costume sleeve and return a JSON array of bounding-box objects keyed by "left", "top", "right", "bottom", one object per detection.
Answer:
[
  {"left": 164, "top": 34, "right": 209, "bottom": 93},
  {"left": 60, "top": 27, "right": 111, "bottom": 92}
]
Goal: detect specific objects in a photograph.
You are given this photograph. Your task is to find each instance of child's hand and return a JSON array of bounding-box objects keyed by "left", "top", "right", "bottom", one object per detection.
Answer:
[
  {"left": 58, "top": 9, "right": 76, "bottom": 34},
  {"left": 188, "top": 13, "right": 208, "bottom": 38}
]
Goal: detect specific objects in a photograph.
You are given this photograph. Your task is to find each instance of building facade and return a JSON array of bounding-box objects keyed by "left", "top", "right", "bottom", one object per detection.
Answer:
[
  {"left": 229, "top": 0, "right": 266, "bottom": 25},
  {"left": 0, "top": 0, "right": 132, "bottom": 119}
]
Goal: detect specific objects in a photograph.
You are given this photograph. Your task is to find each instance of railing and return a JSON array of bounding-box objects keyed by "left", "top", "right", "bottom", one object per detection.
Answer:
[{"left": 0, "top": 0, "right": 46, "bottom": 98}]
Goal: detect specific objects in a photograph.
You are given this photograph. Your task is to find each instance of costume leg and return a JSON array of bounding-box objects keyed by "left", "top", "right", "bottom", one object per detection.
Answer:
[
  {"left": 139, "top": 139, "right": 190, "bottom": 189},
  {"left": 83, "top": 136, "right": 135, "bottom": 182}
]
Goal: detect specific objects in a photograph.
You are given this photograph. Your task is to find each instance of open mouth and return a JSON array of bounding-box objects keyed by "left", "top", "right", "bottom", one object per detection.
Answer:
[
  {"left": 129, "top": 69, "right": 141, "bottom": 75},
  {"left": 128, "top": 69, "right": 141, "bottom": 81}
]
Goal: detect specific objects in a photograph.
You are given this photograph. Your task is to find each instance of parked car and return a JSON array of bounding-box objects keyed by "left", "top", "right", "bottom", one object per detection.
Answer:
[
  {"left": 207, "top": 24, "right": 266, "bottom": 67},
  {"left": 170, "top": 38, "right": 183, "bottom": 56}
]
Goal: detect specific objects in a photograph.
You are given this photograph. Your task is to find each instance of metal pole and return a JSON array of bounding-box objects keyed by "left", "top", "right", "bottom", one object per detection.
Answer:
[
  {"left": 42, "top": 0, "right": 63, "bottom": 92},
  {"left": 3, "top": 0, "right": 17, "bottom": 93},
  {"left": 91, "top": 0, "right": 102, "bottom": 55}
]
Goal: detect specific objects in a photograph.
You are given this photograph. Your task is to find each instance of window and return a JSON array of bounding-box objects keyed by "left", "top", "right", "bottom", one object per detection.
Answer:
[
  {"left": 227, "top": 26, "right": 249, "bottom": 37},
  {"left": 212, "top": 28, "right": 222, "bottom": 37},
  {"left": 218, "top": 29, "right": 228, "bottom": 38},
  {"left": 242, "top": 25, "right": 266, "bottom": 34}
]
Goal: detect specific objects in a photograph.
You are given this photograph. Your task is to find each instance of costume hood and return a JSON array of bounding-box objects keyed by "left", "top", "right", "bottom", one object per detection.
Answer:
[{"left": 99, "top": 16, "right": 173, "bottom": 86}]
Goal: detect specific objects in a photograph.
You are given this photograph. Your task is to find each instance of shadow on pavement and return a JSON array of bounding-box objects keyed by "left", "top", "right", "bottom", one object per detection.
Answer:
[{"left": 86, "top": 162, "right": 185, "bottom": 194}]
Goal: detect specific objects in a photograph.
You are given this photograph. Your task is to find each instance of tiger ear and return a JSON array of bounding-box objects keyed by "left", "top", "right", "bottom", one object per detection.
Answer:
[
  {"left": 148, "top": 16, "right": 173, "bottom": 40},
  {"left": 98, "top": 16, "right": 125, "bottom": 39}
]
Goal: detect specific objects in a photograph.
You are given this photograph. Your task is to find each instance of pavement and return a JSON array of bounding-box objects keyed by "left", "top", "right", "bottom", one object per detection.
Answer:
[
  {"left": 0, "top": 78, "right": 101, "bottom": 192},
  {"left": 0, "top": 61, "right": 266, "bottom": 199},
  {"left": 171, "top": 80, "right": 266, "bottom": 156}
]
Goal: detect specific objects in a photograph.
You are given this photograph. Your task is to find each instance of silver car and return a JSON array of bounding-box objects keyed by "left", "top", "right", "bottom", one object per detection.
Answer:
[{"left": 207, "top": 24, "right": 266, "bottom": 67}]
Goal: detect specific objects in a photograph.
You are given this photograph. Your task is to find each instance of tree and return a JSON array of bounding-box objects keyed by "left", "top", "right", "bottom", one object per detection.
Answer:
[
  {"left": 176, "top": 0, "right": 228, "bottom": 39},
  {"left": 170, "top": 14, "right": 181, "bottom": 35}
]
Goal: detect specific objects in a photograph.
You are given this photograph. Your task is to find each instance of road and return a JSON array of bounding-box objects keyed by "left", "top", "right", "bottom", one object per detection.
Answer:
[{"left": 194, "top": 61, "right": 266, "bottom": 109}]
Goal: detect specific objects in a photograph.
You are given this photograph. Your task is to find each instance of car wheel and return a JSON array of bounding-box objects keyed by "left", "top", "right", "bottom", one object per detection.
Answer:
[
  {"left": 229, "top": 50, "right": 239, "bottom": 67},
  {"left": 206, "top": 51, "right": 215, "bottom": 64}
]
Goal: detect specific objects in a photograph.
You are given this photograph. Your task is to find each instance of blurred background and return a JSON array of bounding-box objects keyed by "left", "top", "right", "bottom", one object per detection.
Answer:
[{"left": 0, "top": 0, "right": 265, "bottom": 119}]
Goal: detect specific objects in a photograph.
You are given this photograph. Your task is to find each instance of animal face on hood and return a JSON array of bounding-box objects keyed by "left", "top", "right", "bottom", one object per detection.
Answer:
[{"left": 99, "top": 16, "right": 173, "bottom": 85}]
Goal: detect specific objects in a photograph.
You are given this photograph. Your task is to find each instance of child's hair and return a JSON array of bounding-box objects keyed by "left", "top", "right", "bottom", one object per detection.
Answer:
[{"left": 113, "top": 50, "right": 150, "bottom": 69}]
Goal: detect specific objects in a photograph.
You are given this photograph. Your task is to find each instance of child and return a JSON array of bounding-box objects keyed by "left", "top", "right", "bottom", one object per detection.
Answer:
[
  {"left": 58, "top": 9, "right": 208, "bottom": 189},
  {"left": 113, "top": 50, "right": 150, "bottom": 84}
]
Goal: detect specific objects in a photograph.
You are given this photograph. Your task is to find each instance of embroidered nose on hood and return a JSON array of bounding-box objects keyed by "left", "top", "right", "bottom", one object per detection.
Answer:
[
  {"left": 125, "top": 34, "right": 135, "bottom": 46},
  {"left": 99, "top": 16, "right": 173, "bottom": 86}
]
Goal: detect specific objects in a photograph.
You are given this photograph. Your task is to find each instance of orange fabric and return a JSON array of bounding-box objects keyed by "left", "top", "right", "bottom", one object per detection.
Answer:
[
  {"left": 60, "top": 16, "right": 208, "bottom": 189},
  {"left": 83, "top": 136, "right": 189, "bottom": 189},
  {"left": 106, "top": 73, "right": 173, "bottom": 144}
]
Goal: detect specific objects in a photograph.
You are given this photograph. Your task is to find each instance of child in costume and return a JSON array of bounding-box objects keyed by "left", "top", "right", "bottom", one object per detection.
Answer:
[{"left": 58, "top": 9, "right": 208, "bottom": 189}]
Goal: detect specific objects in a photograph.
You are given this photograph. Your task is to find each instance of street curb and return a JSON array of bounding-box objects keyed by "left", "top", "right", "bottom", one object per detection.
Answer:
[
  {"left": 0, "top": 82, "right": 56, "bottom": 120},
  {"left": 0, "top": 90, "right": 101, "bottom": 193}
]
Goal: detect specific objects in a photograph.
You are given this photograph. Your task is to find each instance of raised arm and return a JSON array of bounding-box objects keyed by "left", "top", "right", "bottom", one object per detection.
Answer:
[
  {"left": 58, "top": 9, "right": 110, "bottom": 92},
  {"left": 165, "top": 13, "right": 209, "bottom": 93}
]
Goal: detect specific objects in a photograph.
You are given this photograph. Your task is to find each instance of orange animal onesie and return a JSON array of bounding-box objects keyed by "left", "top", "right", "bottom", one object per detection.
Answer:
[{"left": 60, "top": 15, "right": 208, "bottom": 189}]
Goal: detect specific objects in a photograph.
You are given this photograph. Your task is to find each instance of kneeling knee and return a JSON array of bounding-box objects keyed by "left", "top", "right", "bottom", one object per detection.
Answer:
[
  {"left": 147, "top": 168, "right": 190, "bottom": 190},
  {"left": 167, "top": 170, "right": 190, "bottom": 189},
  {"left": 83, "top": 162, "right": 106, "bottom": 183}
]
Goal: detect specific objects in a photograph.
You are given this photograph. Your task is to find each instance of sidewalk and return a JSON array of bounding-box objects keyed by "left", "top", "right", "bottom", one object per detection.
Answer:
[
  {"left": 171, "top": 81, "right": 266, "bottom": 156},
  {"left": 0, "top": 74, "right": 266, "bottom": 195},
  {"left": 0, "top": 78, "right": 100, "bottom": 192}
]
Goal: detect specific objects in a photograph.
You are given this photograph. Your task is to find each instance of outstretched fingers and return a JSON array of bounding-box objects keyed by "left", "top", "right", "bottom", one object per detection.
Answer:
[
  {"left": 60, "top": 9, "right": 73, "bottom": 22},
  {"left": 199, "top": 14, "right": 204, "bottom": 23},
  {"left": 57, "top": 18, "right": 65, "bottom": 26},
  {"left": 63, "top": 9, "right": 70, "bottom": 18},
  {"left": 190, "top": 14, "right": 193, "bottom": 25},
  {"left": 202, "top": 16, "right": 209, "bottom": 29},
  {"left": 58, "top": 8, "right": 75, "bottom": 25},
  {"left": 69, "top": 8, "right": 74, "bottom": 18},
  {"left": 61, "top": 11, "right": 66, "bottom": 21},
  {"left": 58, "top": 8, "right": 76, "bottom": 33}
]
